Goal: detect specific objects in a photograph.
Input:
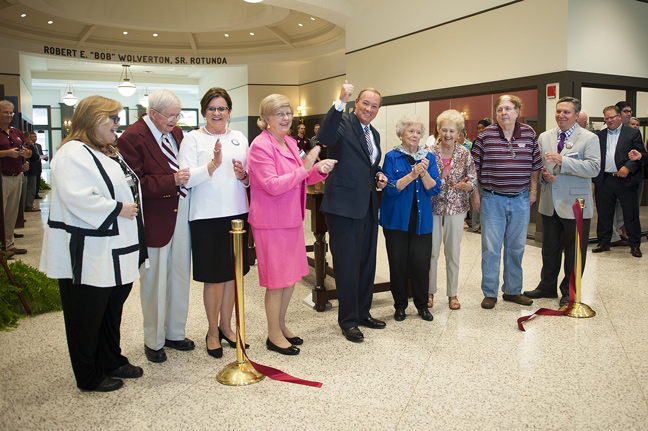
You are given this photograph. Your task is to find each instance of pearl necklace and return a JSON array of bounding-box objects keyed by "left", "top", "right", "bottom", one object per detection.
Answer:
[{"left": 203, "top": 126, "right": 229, "bottom": 138}]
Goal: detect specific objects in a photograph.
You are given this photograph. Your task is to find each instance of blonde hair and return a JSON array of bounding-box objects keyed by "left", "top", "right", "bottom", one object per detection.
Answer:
[
  {"left": 436, "top": 109, "right": 465, "bottom": 131},
  {"left": 257, "top": 94, "right": 293, "bottom": 130},
  {"left": 61, "top": 95, "right": 122, "bottom": 153}
]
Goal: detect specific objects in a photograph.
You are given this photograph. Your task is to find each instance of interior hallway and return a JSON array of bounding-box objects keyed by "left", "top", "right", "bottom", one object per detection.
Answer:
[{"left": 1, "top": 184, "right": 648, "bottom": 430}]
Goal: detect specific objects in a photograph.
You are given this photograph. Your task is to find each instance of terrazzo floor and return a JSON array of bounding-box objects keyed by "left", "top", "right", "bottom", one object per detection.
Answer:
[{"left": 1, "top": 185, "right": 647, "bottom": 430}]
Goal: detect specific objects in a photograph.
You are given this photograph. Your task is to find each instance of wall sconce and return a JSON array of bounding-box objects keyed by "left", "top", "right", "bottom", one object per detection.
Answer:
[{"left": 297, "top": 105, "right": 305, "bottom": 122}]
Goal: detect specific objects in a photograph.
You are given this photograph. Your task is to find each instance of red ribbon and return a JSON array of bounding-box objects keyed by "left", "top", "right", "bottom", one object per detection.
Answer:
[{"left": 517, "top": 201, "right": 583, "bottom": 331}]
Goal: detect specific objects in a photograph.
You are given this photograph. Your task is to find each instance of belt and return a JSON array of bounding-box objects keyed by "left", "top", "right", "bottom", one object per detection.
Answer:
[
  {"left": 483, "top": 188, "right": 523, "bottom": 198},
  {"left": 604, "top": 172, "right": 619, "bottom": 177},
  {"left": 2, "top": 173, "right": 21, "bottom": 177}
]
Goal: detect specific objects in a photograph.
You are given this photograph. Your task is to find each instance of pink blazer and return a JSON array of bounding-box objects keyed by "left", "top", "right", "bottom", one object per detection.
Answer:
[{"left": 248, "top": 129, "right": 326, "bottom": 229}]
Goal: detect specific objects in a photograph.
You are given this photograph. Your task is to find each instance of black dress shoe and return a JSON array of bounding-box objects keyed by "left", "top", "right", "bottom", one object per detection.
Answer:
[
  {"left": 523, "top": 287, "right": 558, "bottom": 299},
  {"left": 592, "top": 244, "right": 610, "bottom": 253},
  {"left": 285, "top": 336, "right": 303, "bottom": 345},
  {"left": 164, "top": 338, "right": 195, "bottom": 351},
  {"left": 144, "top": 345, "right": 167, "bottom": 363},
  {"left": 417, "top": 308, "right": 434, "bottom": 321},
  {"left": 359, "top": 317, "right": 386, "bottom": 329},
  {"left": 631, "top": 247, "right": 642, "bottom": 258},
  {"left": 341, "top": 326, "right": 364, "bottom": 342},
  {"left": 87, "top": 377, "right": 123, "bottom": 392},
  {"left": 13, "top": 233, "right": 24, "bottom": 238},
  {"left": 560, "top": 295, "right": 570, "bottom": 306},
  {"left": 219, "top": 328, "right": 249, "bottom": 349},
  {"left": 106, "top": 363, "right": 143, "bottom": 379},
  {"left": 206, "top": 335, "right": 223, "bottom": 358},
  {"left": 266, "top": 338, "right": 300, "bottom": 355},
  {"left": 394, "top": 308, "right": 406, "bottom": 321},
  {"left": 35, "top": 195, "right": 42, "bottom": 199}
]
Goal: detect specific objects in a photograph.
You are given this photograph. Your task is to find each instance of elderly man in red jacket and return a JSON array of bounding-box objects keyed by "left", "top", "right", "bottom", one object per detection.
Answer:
[{"left": 118, "top": 90, "right": 194, "bottom": 363}]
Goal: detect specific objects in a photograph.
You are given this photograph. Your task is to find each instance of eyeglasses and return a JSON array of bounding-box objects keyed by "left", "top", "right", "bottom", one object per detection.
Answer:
[
  {"left": 206, "top": 106, "right": 230, "bottom": 113},
  {"left": 108, "top": 115, "right": 120, "bottom": 124},
  {"left": 274, "top": 111, "right": 293, "bottom": 119},
  {"left": 621, "top": 109, "right": 632, "bottom": 114},
  {"left": 153, "top": 109, "right": 183, "bottom": 122},
  {"left": 604, "top": 114, "right": 619, "bottom": 122},
  {"left": 506, "top": 140, "right": 516, "bottom": 158}
]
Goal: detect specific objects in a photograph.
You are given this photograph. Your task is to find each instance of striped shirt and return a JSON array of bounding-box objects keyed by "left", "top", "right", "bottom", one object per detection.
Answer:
[{"left": 471, "top": 122, "right": 542, "bottom": 193}]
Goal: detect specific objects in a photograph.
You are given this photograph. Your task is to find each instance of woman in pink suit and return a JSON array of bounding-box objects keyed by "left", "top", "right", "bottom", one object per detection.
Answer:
[{"left": 248, "top": 94, "right": 337, "bottom": 356}]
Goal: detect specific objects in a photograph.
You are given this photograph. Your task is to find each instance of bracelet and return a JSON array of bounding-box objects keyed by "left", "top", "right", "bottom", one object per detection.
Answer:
[
  {"left": 240, "top": 171, "right": 248, "bottom": 181},
  {"left": 211, "top": 160, "right": 217, "bottom": 169},
  {"left": 529, "top": 189, "right": 537, "bottom": 194}
]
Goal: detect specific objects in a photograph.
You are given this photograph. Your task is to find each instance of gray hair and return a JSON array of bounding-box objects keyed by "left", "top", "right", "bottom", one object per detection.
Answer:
[
  {"left": 147, "top": 89, "right": 182, "bottom": 116},
  {"left": 0, "top": 100, "right": 15, "bottom": 111},
  {"left": 395, "top": 114, "right": 425, "bottom": 138}
]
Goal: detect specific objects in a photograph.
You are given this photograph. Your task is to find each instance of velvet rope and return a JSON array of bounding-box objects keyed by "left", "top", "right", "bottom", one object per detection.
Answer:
[
  {"left": 517, "top": 201, "right": 583, "bottom": 331},
  {"left": 231, "top": 231, "right": 323, "bottom": 388}
]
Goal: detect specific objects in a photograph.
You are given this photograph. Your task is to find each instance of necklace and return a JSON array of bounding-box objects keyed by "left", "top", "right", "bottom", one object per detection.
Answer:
[{"left": 203, "top": 126, "right": 229, "bottom": 137}]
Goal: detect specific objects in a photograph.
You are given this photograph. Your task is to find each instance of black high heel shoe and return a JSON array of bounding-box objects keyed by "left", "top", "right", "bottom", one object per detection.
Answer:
[
  {"left": 266, "top": 338, "right": 300, "bottom": 355},
  {"left": 206, "top": 335, "right": 222, "bottom": 358},
  {"left": 285, "top": 336, "right": 303, "bottom": 346},
  {"left": 219, "top": 328, "right": 249, "bottom": 349}
]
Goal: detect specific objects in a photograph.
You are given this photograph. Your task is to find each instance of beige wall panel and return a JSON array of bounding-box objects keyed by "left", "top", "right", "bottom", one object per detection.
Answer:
[
  {"left": 299, "top": 76, "right": 346, "bottom": 116},
  {"left": 346, "top": 0, "right": 568, "bottom": 97}
]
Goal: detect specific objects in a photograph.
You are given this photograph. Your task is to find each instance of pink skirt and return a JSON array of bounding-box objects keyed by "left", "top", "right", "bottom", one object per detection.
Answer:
[{"left": 251, "top": 226, "right": 308, "bottom": 289}]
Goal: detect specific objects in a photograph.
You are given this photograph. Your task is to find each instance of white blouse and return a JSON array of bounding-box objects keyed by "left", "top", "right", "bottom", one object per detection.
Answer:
[{"left": 178, "top": 129, "right": 249, "bottom": 221}]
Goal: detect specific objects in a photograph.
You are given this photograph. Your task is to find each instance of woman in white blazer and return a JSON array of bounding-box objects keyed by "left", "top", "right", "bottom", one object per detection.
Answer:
[{"left": 40, "top": 96, "right": 147, "bottom": 392}]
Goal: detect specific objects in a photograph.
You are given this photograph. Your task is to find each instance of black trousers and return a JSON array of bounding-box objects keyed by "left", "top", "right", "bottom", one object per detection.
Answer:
[
  {"left": 59, "top": 279, "right": 132, "bottom": 390},
  {"left": 537, "top": 212, "right": 590, "bottom": 297},
  {"left": 383, "top": 227, "right": 432, "bottom": 310},
  {"left": 595, "top": 176, "right": 642, "bottom": 248},
  {"left": 326, "top": 205, "right": 379, "bottom": 330}
]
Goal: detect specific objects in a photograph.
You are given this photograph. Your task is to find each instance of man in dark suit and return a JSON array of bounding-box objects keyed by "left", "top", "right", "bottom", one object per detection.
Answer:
[
  {"left": 592, "top": 105, "right": 644, "bottom": 257},
  {"left": 29, "top": 132, "right": 47, "bottom": 200},
  {"left": 318, "top": 80, "right": 388, "bottom": 342},
  {"left": 524, "top": 97, "right": 600, "bottom": 305},
  {"left": 118, "top": 89, "right": 195, "bottom": 362}
]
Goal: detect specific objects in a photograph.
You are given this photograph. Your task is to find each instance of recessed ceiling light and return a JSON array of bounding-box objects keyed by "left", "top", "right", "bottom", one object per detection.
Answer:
[
  {"left": 244, "top": 0, "right": 263, "bottom": 3},
  {"left": 224, "top": 34, "right": 229, "bottom": 37},
  {"left": 298, "top": 23, "right": 303, "bottom": 27},
  {"left": 20, "top": 13, "right": 26, "bottom": 18},
  {"left": 47, "top": 20, "right": 53, "bottom": 24},
  {"left": 311, "top": 17, "right": 315, "bottom": 21},
  {"left": 123, "top": 31, "right": 128, "bottom": 35},
  {"left": 153, "top": 33, "right": 158, "bottom": 37},
  {"left": 250, "top": 32, "right": 254, "bottom": 36}
]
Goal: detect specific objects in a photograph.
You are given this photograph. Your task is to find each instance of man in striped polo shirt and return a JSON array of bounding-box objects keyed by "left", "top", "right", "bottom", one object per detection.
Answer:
[{"left": 470, "top": 95, "right": 543, "bottom": 309}]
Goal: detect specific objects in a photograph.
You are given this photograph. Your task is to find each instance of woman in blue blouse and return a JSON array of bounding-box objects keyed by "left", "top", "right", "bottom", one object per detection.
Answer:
[{"left": 380, "top": 114, "right": 440, "bottom": 322}]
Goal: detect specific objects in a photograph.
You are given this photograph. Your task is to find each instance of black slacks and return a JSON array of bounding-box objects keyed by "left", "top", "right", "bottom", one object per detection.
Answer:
[
  {"left": 383, "top": 227, "right": 432, "bottom": 310},
  {"left": 537, "top": 212, "right": 590, "bottom": 297},
  {"left": 595, "top": 176, "right": 642, "bottom": 248},
  {"left": 326, "top": 205, "right": 379, "bottom": 330},
  {"left": 59, "top": 279, "right": 132, "bottom": 390}
]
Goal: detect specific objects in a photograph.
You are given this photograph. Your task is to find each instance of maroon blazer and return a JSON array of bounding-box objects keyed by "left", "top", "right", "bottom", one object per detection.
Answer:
[{"left": 117, "top": 116, "right": 185, "bottom": 247}]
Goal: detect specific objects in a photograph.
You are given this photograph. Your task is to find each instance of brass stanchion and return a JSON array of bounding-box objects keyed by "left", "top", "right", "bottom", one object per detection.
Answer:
[
  {"left": 217, "top": 220, "right": 265, "bottom": 386},
  {"left": 559, "top": 198, "right": 596, "bottom": 318}
]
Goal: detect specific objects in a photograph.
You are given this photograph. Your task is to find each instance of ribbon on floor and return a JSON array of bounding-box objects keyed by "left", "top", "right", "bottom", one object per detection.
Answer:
[{"left": 517, "top": 201, "right": 583, "bottom": 332}]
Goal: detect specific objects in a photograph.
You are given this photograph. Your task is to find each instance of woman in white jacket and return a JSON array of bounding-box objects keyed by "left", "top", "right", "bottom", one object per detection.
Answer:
[{"left": 41, "top": 96, "right": 146, "bottom": 392}]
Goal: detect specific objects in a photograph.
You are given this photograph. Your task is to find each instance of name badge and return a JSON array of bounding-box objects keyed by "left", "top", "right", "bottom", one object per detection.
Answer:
[
  {"left": 231, "top": 139, "right": 241, "bottom": 146},
  {"left": 565, "top": 152, "right": 579, "bottom": 159},
  {"left": 565, "top": 142, "right": 574, "bottom": 149}
]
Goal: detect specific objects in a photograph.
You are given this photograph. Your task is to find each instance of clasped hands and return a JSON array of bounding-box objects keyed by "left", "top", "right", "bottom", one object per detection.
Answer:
[{"left": 304, "top": 145, "right": 337, "bottom": 175}]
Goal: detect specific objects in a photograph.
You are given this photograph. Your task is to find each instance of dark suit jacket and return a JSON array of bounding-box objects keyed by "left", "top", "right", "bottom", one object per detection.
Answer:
[
  {"left": 318, "top": 105, "right": 382, "bottom": 221},
  {"left": 593, "top": 125, "right": 644, "bottom": 188},
  {"left": 118, "top": 116, "right": 185, "bottom": 248}
]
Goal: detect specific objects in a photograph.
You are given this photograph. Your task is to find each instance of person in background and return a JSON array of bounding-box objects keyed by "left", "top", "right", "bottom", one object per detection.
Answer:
[
  {"left": 310, "top": 124, "right": 327, "bottom": 160},
  {"left": 429, "top": 110, "right": 477, "bottom": 311},
  {"left": 30, "top": 132, "right": 47, "bottom": 200},
  {"left": 118, "top": 89, "right": 194, "bottom": 364},
  {"left": 178, "top": 87, "right": 250, "bottom": 359},
  {"left": 457, "top": 126, "right": 472, "bottom": 150},
  {"left": 380, "top": 114, "right": 439, "bottom": 322},
  {"left": 25, "top": 133, "right": 41, "bottom": 212},
  {"left": 41, "top": 95, "right": 146, "bottom": 392},
  {"left": 248, "top": 94, "right": 335, "bottom": 355},
  {"left": 469, "top": 118, "right": 494, "bottom": 233},
  {"left": 0, "top": 100, "right": 28, "bottom": 258},
  {"left": 295, "top": 123, "right": 309, "bottom": 153},
  {"left": 471, "top": 95, "right": 542, "bottom": 309}
]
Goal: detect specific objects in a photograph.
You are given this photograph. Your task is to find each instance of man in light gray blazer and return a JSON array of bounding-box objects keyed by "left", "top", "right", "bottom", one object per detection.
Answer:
[{"left": 524, "top": 97, "right": 600, "bottom": 305}]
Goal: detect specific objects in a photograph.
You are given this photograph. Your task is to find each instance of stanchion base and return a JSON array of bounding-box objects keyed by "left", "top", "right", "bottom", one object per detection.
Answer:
[
  {"left": 217, "top": 360, "right": 265, "bottom": 386},
  {"left": 558, "top": 302, "right": 596, "bottom": 318}
]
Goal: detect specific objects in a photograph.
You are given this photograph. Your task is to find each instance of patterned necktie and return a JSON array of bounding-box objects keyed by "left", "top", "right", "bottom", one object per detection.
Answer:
[
  {"left": 363, "top": 125, "right": 374, "bottom": 160},
  {"left": 557, "top": 132, "right": 566, "bottom": 153},
  {"left": 161, "top": 136, "right": 187, "bottom": 199}
]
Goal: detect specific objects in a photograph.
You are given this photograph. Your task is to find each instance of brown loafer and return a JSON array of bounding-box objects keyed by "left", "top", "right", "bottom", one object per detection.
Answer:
[
  {"left": 481, "top": 297, "right": 497, "bottom": 309},
  {"left": 502, "top": 294, "right": 533, "bottom": 306},
  {"left": 592, "top": 244, "right": 610, "bottom": 253},
  {"left": 631, "top": 247, "right": 642, "bottom": 258},
  {"left": 610, "top": 239, "right": 628, "bottom": 247}
]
